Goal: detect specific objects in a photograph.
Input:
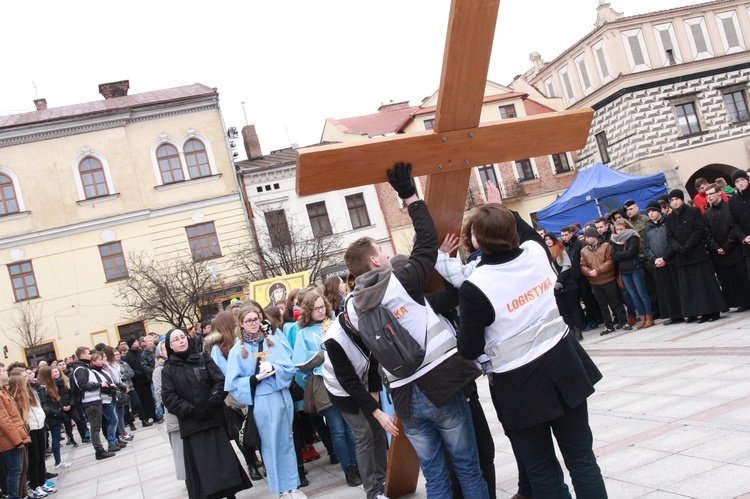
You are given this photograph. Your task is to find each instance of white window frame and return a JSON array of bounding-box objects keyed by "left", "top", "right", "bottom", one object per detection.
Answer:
[
  {"left": 513, "top": 158, "right": 539, "bottom": 182},
  {"left": 0, "top": 167, "right": 26, "bottom": 212},
  {"left": 179, "top": 132, "right": 219, "bottom": 179},
  {"left": 621, "top": 28, "right": 652, "bottom": 72},
  {"left": 71, "top": 149, "right": 116, "bottom": 201},
  {"left": 591, "top": 40, "right": 613, "bottom": 85},
  {"left": 558, "top": 65, "right": 578, "bottom": 105},
  {"left": 653, "top": 22, "right": 683, "bottom": 67},
  {"left": 543, "top": 77, "right": 556, "bottom": 98},
  {"left": 715, "top": 10, "right": 745, "bottom": 54},
  {"left": 549, "top": 152, "right": 574, "bottom": 175},
  {"left": 574, "top": 53, "right": 595, "bottom": 95},
  {"left": 684, "top": 17, "right": 713, "bottom": 60}
]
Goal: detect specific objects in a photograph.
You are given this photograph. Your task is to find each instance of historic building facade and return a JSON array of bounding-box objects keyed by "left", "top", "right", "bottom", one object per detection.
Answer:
[{"left": 0, "top": 81, "right": 251, "bottom": 363}]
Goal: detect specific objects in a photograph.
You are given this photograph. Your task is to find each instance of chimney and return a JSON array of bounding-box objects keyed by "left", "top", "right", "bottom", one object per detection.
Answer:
[
  {"left": 33, "top": 98, "right": 47, "bottom": 111},
  {"left": 378, "top": 101, "right": 410, "bottom": 112},
  {"left": 242, "top": 125, "right": 263, "bottom": 159},
  {"left": 529, "top": 52, "right": 545, "bottom": 72},
  {"left": 98, "top": 80, "right": 130, "bottom": 99}
]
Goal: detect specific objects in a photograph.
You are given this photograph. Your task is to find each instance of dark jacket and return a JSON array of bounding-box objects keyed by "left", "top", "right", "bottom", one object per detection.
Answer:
[
  {"left": 728, "top": 187, "right": 750, "bottom": 257},
  {"left": 123, "top": 348, "right": 149, "bottom": 386},
  {"left": 140, "top": 348, "right": 156, "bottom": 379},
  {"left": 704, "top": 200, "right": 743, "bottom": 266},
  {"left": 665, "top": 204, "right": 710, "bottom": 266},
  {"left": 55, "top": 378, "right": 73, "bottom": 408},
  {"left": 119, "top": 360, "right": 135, "bottom": 391},
  {"left": 38, "top": 385, "right": 64, "bottom": 426},
  {"left": 563, "top": 236, "right": 584, "bottom": 280},
  {"left": 610, "top": 233, "right": 641, "bottom": 274},
  {"left": 161, "top": 351, "right": 227, "bottom": 438},
  {"left": 644, "top": 215, "right": 675, "bottom": 263},
  {"left": 71, "top": 359, "right": 100, "bottom": 405}
]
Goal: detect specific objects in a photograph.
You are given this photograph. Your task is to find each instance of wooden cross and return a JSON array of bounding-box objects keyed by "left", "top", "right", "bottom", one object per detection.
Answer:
[
  {"left": 295, "top": 1, "right": 593, "bottom": 496},
  {"left": 252, "top": 350, "right": 272, "bottom": 360}
]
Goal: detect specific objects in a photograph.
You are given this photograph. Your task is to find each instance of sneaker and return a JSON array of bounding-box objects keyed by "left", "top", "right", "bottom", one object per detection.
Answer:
[
  {"left": 33, "top": 487, "right": 48, "bottom": 498},
  {"left": 344, "top": 466, "right": 362, "bottom": 487},
  {"left": 71, "top": 441, "right": 79, "bottom": 448},
  {"left": 621, "top": 323, "right": 632, "bottom": 331},
  {"left": 600, "top": 325, "right": 615, "bottom": 336},
  {"left": 95, "top": 451, "right": 115, "bottom": 460},
  {"left": 288, "top": 491, "right": 307, "bottom": 499},
  {"left": 116, "top": 442, "right": 127, "bottom": 448},
  {"left": 142, "top": 421, "right": 153, "bottom": 428},
  {"left": 54, "top": 462, "right": 71, "bottom": 469},
  {"left": 121, "top": 434, "right": 134, "bottom": 441},
  {"left": 81, "top": 437, "right": 91, "bottom": 444},
  {"left": 40, "top": 484, "right": 56, "bottom": 494},
  {"left": 107, "top": 445, "right": 122, "bottom": 452},
  {"left": 374, "top": 495, "right": 390, "bottom": 499}
]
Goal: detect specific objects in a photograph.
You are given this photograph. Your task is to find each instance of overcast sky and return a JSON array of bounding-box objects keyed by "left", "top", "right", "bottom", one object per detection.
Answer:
[{"left": 0, "top": 0, "right": 706, "bottom": 157}]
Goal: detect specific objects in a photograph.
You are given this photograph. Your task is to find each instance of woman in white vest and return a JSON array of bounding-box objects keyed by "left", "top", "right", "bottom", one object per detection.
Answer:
[{"left": 457, "top": 203, "right": 607, "bottom": 499}]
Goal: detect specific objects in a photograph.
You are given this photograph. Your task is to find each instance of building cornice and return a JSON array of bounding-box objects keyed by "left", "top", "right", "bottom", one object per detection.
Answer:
[
  {"left": 244, "top": 164, "right": 297, "bottom": 184},
  {"left": 0, "top": 96, "right": 219, "bottom": 149},
  {"left": 0, "top": 193, "right": 241, "bottom": 250}
]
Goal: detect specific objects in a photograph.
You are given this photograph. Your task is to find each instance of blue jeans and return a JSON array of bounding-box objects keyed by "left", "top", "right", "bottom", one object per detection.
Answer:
[
  {"left": 4, "top": 447, "right": 23, "bottom": 499},
  {"left": 102, "top": 403, "right": 118, "bottom": 446},
  {"left": 151, "top": 384, "right": 163, "bottom": 420},
  {"left": 618, "top": 286, "right": 636, "bottom": 320},
  {"left": 402, "top": 386, "right": 489, "bottom": 499},
  {"left": 116, "top": 405, "right": 126, "bottom": 436},
  {"left": 49, "top": 422, "right": 62, "bottom": 465},
  {"left": 321, "top": 405, "right": 357, "bottom": 469},
  {"left": 621, "top": 269, "right": 652, "bottom": 316}
]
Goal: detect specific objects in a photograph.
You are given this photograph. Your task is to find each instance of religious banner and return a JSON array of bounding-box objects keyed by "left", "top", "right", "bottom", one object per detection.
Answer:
[{"left": 249, "top": 271, "right": 309, "bottom": 308}]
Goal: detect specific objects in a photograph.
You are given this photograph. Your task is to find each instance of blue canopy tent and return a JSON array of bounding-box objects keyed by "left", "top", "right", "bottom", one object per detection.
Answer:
[{"left": 536, "top": 163, "right": 668, "bottom": 234}]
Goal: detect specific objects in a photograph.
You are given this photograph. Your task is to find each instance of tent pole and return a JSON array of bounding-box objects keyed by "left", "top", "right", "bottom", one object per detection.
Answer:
[{"left": 595, "top": 198, "right": 602, "bottom": 216}]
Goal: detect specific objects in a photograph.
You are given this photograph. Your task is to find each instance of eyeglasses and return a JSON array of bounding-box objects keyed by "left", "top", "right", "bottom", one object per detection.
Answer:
[
  {"left": 243, "top": 318, "right": 260, "bottom": 324},
  {"left": 313, "top": 306, "right": 326, "bottom": 312}
]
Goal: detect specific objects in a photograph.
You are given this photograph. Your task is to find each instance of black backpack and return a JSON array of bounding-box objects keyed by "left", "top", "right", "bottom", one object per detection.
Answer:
[{"left": 349, "top": 298, "right": 425, "bottom": 380}]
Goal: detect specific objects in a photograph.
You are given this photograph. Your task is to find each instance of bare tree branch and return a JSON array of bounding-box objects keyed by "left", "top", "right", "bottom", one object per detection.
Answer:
[
  {"left": 232, "top": 207, "right": 344, "bottom": 282},
  {"left": 116, "top": 251, "right": 220, "bottom": 329},
  {"left": 4, "top": 302, "right": 50, "bottom": 349}
]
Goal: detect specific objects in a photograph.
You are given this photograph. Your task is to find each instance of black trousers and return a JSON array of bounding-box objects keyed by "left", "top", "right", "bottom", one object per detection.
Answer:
[
  {"left": 556, "top": 290, "right": 583, "bottom": 330},
  {"left": 590, "top": 280, "right": 626, "bottom": 327},
  {"left": 28, "top": 429, "right": 46, "bottom": 489},
  {"left": 575, "top": 277, "right": 602, "bottom": 325}
]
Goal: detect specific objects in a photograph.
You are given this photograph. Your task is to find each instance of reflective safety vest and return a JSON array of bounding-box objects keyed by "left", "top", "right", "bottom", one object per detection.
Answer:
[
  {"left": 322, "top": 320, "right": 369, "bottom": 398},
  {"left": 347, "top": 273, "right": 457, "bottom": 388}
]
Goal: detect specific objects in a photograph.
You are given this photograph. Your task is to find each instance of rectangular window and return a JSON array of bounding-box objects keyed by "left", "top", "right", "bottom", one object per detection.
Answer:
[
  {"left": 685, "top": 17, "right": 713, "bottom": 60},
  {"left": 498, "top": 105, "right": 517, "bottom": 119},
  {"left": 423, "top": 119, "right": 435, "bottom": 131},
  {"left": 515, "top": 160, "right": 535, "bottom": 181},
  {"left": 716, "top": 11, "right": 745, "bottom": 54},
  {"left": 117, "top": 320, "right": 147, "bottom": 341},
  {"left": 559, "top": 66, "right": 577, "bottom": 104},
  {"left": 653, "top": 22, "right": 682, "bottom": 66},
  {"left": 264, "top": 210, "right": 292, "bottom": 248},
  {"left": 346, "top": 193, "right": 371, "bottom": 229},
  {"left": 621, "top": 28, "right": 651, "bottom": 72},
  {"left": 674, "top": 102, "right": 702, "bottom": 135},
  {"left": 592, "top": 40, "right": 612, "bottom": 84},
  {"left": 476, "top": 165, "right": 499, "bottom": 196},
  {"left": 8, "top": 260, "right": 39, "bottom": 302},
  {"left": 595, "top": 132, "right": 611, "bottom": 164},
  {"left": 99, "top": 241, "right": 129, "bottom": 281},
  {"left": 575, "top": 55, "right": 593, "bottom": 94},
  {"left": 723, "top": 90, "right": 750, "bottom": 123},
  {"left": 186, "top": 222, "right": 222, "bottom": 261},
  {"left": 306, "top": 202, "right": 332, "bottom": 237},
  {"left": 544, "top": 77, "right": 556, "bottom": 98},
  {"left": 552, "top": 153, "right": 572, "bottom": 174}
]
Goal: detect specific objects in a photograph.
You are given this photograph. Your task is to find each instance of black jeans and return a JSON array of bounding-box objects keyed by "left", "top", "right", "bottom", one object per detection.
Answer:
[
  {"left": 507, "top": 399, "right": 607, "bottom": 499},
  {"left": 27, "top": 429, "right": 46, "bottom": 489},
  {"left": 590, "top": 280, "right": 626, "bottom": 327}
]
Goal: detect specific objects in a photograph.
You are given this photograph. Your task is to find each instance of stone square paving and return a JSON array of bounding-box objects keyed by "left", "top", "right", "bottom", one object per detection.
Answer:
[{"left": 53, "top": 311, "right": 750, "bottom": 498}]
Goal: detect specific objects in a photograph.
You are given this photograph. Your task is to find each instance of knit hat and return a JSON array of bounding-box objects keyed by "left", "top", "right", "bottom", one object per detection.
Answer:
[
  {"left": 731, "top": 169, "right": 749, "bottom": 183},
  {"left": 584, "top": 226, "right": 599, "bottom": 238},
  {"left": 658, "top": 194, "right": 670, "bottom": 203},
  {"left": 668, "top": 189, "right": 684, "bottom": 201},
  {"left": 623, "top": 199, "right": 636, "bottom": 209},
  {"left": 125, "top": 337, "right": 137, "bottom": 348},
  {"left": 646, "top": 201, "right": 661, "bottom": 213}
]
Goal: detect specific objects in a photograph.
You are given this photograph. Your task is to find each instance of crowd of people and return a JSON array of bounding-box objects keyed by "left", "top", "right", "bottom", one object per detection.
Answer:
[{"left": 2, "top": 168, "right": 749, "bottom": 499}]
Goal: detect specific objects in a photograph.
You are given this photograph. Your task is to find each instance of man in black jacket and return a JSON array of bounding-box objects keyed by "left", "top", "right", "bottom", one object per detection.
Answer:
[
  {"left": 729, "top": 169, "right": 750, "bottom": 280},
  {"left": 704, "top": 184, "right": 750, "bottom": 312},
  {"left": 72, "top": 347, "right": 115, "bottom": 460},
  {"left": 561, "top": 225, "right": 602, "bottom": 331},
  {"left": 123, "top": 338, "right": 155, "bottom": 427},
  {"left": 665, "top": 189, "right": 726, "bottom": 323},
  {"left": 643, "top": 202, "right": 683, "bottom": 324},
  {"left": 343, "top": 163, "right": 488, "bottom": 499}
]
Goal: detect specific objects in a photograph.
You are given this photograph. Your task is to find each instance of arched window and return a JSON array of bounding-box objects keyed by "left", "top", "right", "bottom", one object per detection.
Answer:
[
  {"left": 0, "top": 174, "right": 19, "bottom": 215},
  {"left": 156, "top": 144, "right": 184, "bottom": 184},
  {"left": 184, "top": 139, "right": 211, "bottom": 179},
  {"left": 79, "top": 157, "right": 109, "bottom": 199}
]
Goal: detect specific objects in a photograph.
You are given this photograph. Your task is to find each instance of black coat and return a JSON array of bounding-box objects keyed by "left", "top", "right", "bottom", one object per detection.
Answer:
[
  {"left": 665, "top": 204, "right": 710, "bottom": 266},
  {"left": 729, "top": 187, "right": 750, "bottom": 257},
  {"left": 161, "top": 352, "right": 227, "bottom": 439},
  {"left": 38, "top": 386, "right": 64, "bottom": 426},
  {"left": 610, "top": 234, "right": 641, "bottom": 274},
  {"left": 55, "top": 379, "right": 73, "bottom": 408},
  {"left": 123, "top": 348, "right": 149, "bottom": 386},
  {"left": 644, "top": 216, "right": 675, "bottom": 263},
  {"left": 564, "top": 236, "right": 584, "bottom": 280},
  {"left": 704, "top": 200, "right": 743, "bottom": 266}
]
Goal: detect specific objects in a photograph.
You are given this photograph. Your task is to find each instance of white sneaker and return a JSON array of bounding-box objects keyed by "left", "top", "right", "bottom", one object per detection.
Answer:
[
  {"left": 33, "top": 487, "right": 48, "bottom": 498},
  {"left": 277, "top": 493, "right": 291, "bottom": 499},
  {"left": 374, "top": 494, "right": 390, "bottom": 499},
  {"left": 288, "top": 490, "right": 307, "bottom": 499},
  {"left": 41, "top": 484, "right": 57, "bottom": 494},
  {"left": 54, "top": 461, "right": 71, "bottom": 469}
]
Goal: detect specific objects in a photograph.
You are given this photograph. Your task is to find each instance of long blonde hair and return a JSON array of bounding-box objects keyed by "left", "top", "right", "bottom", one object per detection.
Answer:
[{"left": 8, "top": 374, "right": 33, "bottom": 422}]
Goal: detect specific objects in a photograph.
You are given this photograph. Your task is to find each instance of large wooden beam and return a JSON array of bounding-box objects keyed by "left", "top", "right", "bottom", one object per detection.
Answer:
[{"left": 296, "top": 108, "right": 594, "bottom": 196}]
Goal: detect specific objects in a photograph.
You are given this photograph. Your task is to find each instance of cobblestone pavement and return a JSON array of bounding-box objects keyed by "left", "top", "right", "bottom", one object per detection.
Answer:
[{"left": 54, "top": 311, "right": 750, "bottom": 498}]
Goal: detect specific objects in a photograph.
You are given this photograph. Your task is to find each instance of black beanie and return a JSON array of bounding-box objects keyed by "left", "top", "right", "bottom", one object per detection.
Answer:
[
  {"left": 646, "top": 201, "right": 661, "bottom": 212},
  {"left": 668, "top": 189, "right": 684, "bottom": 201},
  {"left": 125, "top": 337, "right": 136, "bottom": 348},
  {"left": 731, "top": 169, "right": 749, "bottom": 184}
]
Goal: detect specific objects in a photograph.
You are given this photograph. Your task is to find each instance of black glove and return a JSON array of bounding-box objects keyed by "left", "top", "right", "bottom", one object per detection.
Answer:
[
  {"left": 259, "top": 319, "right": 273, "bottom": 334},
  {"left": 388, "top": 162, "right": 416, "bottom": 199}
]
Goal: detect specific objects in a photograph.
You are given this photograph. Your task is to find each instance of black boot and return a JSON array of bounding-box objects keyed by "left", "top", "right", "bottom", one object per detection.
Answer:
[{"left": 574, "top": 327, "right": 583, "bottom": 341}]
